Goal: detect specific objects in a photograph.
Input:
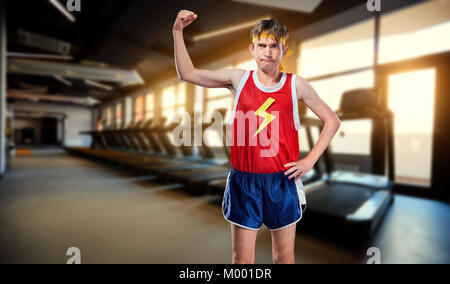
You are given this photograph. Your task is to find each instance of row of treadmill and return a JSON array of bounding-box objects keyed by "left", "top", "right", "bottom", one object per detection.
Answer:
[{"left": 67, "top": 88, "right": 396, "bottom": 241}]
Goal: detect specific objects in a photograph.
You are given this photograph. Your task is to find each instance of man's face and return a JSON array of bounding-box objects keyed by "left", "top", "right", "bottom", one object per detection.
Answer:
[{"left": 249, "top": 36, "right": 287, "bottom": 72}]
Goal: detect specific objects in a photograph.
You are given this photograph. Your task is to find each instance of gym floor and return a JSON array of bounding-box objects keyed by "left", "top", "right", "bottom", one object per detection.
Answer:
[{"left": 0, "top": 152, "right": 448, "bottom": 264}]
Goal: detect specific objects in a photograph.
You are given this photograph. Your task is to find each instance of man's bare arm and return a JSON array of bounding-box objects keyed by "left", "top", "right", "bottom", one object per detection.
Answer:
[
  {"left": 296, "top": 76, "right": 341, "bottom": 164},
  {"left": 173, "top": 10, "right": 245, "bottom": 91}
]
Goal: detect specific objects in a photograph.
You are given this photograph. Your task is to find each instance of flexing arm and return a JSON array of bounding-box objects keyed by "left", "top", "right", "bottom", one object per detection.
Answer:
[{"left": 172, "top": 10, "right": 244, "bottom": 91}]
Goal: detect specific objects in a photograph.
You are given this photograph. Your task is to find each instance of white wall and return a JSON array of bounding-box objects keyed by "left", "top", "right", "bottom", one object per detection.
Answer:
[{"left": 8, "top": 101, "right": 93, "bottom": 147}]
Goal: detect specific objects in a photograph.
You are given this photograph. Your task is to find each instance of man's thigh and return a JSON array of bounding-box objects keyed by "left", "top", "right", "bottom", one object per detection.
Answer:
[
  {"left": 231, "top": 224, "right": 258, "bottom": 256},
  {"left": 270, "top": 223, "right": 296, "bottom": 255}
]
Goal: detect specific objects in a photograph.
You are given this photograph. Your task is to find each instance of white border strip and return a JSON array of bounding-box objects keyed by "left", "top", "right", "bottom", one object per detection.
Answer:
[
  {"left": 291, "top": 74, "right": 301, "bottom": 130},
  {"left": 221, "top": 170, "right": 261, "bottom": 230},
  {"left": 253, "top": 71, "right": 287, "bottom": 93},
  {"left": 228, "top": 70, "right": 250, "bottom": 125}
]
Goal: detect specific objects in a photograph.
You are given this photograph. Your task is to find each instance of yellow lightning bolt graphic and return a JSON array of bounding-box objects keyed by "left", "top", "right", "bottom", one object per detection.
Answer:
[{"left": 253, "top": 97, "right": 276, "bottom": 137}]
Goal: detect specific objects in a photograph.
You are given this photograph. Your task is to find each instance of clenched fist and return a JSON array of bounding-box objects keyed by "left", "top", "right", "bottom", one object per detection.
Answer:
[{"left": 173, "top": 10, "right": 198, "bottom": 32}]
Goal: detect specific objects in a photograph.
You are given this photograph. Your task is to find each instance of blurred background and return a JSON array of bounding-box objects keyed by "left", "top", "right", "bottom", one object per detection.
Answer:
[{"left": 0, "top": 0, "right": 449, "bottom": 264}]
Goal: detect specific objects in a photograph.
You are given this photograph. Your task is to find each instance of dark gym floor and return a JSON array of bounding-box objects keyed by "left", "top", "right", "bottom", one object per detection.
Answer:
[{"left": 0, "top": 152, "right": 448, "bottom": 264}]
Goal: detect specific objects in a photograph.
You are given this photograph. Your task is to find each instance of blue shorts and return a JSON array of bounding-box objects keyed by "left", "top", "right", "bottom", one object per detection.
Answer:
[{"left": 222, "top": 167, "right": 307, "bottom": 231}]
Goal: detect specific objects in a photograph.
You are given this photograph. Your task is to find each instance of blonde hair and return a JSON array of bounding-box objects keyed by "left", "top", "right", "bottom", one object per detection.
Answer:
[{"left": 250, "top": 18, "right": 289, "bottom": 46}]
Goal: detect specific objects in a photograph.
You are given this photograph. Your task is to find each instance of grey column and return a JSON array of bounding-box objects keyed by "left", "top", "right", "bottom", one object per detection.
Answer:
[{"left": 0, "top": 0, "right": 6, "bottom": 176}]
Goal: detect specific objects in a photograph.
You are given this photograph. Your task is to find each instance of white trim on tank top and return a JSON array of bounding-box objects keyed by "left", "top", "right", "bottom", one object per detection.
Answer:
[
  {"left": 252, "top": 70, "right": 287, "bottom": 93},
  {"left": 291, "top": 74, "right": 301, "bottom": 130},
  {"left": 228, "top": 70, "right": 250, "bottom": 125}
]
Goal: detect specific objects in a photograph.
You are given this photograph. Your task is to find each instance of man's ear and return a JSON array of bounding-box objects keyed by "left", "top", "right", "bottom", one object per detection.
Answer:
[
  {"left": 283, "top": 45, "right": 289, "bottom": 56},
  {"left": 248, "top": 43, "right": 255, "bottom": 56}
]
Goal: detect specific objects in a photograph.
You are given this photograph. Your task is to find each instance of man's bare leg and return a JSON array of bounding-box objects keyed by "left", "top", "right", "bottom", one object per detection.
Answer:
[
  {"left": 270, "top": 223, "right": 296, "bottom": 264},
  {"left": 231, "top": 224, "right": 258, "bottom": 264}
]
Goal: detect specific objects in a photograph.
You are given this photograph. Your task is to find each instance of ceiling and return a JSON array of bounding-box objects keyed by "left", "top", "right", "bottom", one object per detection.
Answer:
[{"left": 5, "top": 0, "right": 368, "bottom": 105}]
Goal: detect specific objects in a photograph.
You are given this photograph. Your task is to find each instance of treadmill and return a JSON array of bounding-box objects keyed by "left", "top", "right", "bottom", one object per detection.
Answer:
[
  {"left": 145, "top": 109, "right": 231, "bottom": 182},
  {"left": 301, "top": 88, "right": 395, "bottom": 238},
  {"left": 116, "top": 113, "right": 226, "bottom": 173},
  {"left": 161, "top": 109, "right": 234, "bottom": 195},
  {"left": 111, "top": 118, "right": 180, "bottom": 167}
]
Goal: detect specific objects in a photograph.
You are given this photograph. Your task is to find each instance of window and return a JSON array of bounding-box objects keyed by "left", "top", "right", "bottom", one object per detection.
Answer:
[
  {"left": 387, "top": 68, "right": 436, "bottom": 186},
  {"left": 161, "top": 85, "right": 176, "bottom": 122},
  {"left": 235, "top": 59, "right": 256, "bottom": 70},
  {"left": 305, "top": 71, "right": 374, "bottom": 116},
  {"left": 298, "top": 19, "right": 374, "bottom": 78},
  {"left": 105, "top": 106, "right": 113, "bottom": 126},
  {"left": 303, "top": 71, "right": 374, "bottom": 154},
  {"left": 125, "top": 97, "right": 132, "bottom": 125},
  {"left": 161, "top": 82, "right": 186, "bottom": 124},
  {"left": 115, "top": 102, "right": 123, "bottom": 126},
  {"left": 297, "top": 19, "right": 376, "bottom": 166},
  {"left": 296, "top": 1, "right": 447, "bottom": 184},
  {"left": 145, "top": 92, "right": 155, "bottom": 120},
  {"left": 379, "top": 0, "right": 450, "bottom": 64},
  {"left": 134, "top": 95, "right": 145, "bottom": 122}
]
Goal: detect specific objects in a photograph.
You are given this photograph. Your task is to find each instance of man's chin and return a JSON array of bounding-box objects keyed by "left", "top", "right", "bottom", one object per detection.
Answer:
[{"left": 258, "top": 65, "right": 278, "bottom": 72}]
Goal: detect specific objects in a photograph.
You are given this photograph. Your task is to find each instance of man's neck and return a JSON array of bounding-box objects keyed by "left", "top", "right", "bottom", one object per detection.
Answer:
[{"left": 256, "top": 68, "right": 282, "bottom": 87}]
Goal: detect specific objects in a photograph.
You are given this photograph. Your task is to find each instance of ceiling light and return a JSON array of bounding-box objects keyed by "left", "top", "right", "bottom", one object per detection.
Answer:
[
  {"left": 84, "top": 79, "right": 113, "bottom": 91},
  {"left": 48, "top": 0, "right": 76, "bottom": 23},
  {"left": 192, "top": 15, "right": 271, "bottom": 42},
  {"left": 8, "top": 52, "right": 73, "bottom": 61},
  {"left": 232, "top": 0, "right": 322, "bottom": 13},
  {"left": 53, "top": 75, "right": 73, "bottom": 87}
]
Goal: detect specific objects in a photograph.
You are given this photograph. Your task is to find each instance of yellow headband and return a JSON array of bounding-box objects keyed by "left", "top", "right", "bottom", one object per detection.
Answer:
[{"left": 252, "top": 32, "right": 286, "bottom": 46}]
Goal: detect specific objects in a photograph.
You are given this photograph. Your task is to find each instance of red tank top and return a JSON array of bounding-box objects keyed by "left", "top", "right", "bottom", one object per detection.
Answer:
[{"left": 229, "top": 70, "right": 302, "bottom": 173}]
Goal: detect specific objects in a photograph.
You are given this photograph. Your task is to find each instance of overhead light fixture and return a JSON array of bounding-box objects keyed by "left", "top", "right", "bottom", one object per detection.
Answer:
[
  {"left": 231, "top": 0, "right": 322, "bottom": 13},
  {"left": 53, "top": 75, "right": 73, "bottom": 87},
  {"left": 8, "top": 91, "right": 100, "bottom": 106},
  {"left": 18, "top": 30, "right": 72, "bottom": 55},
  {"left": 8, "top": 52, "right": 73, "bottom": 61},
  {"left": 48, "top": 0, "right": 76, "bottom": 23},
  {"left": 192, "top": 15, "right": 271, "bottom": 42},
  {"left": 8, "top": 58, "right": 144, "bottom": 86},
  {"left": 84, "top": 79, "right": 113, "bottom": 91}
]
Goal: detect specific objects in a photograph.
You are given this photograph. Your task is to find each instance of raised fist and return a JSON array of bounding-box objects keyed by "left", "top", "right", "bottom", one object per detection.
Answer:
[{"left": 173, "top": 10, "right": 198, "bottom": 32}]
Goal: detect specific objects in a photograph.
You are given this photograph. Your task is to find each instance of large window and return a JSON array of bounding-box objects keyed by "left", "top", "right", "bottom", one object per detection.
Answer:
[
  {"left": 387, "top": 68, "right": 436, "bottom": 186},
  {"left": 296, "top": 0, "right": 448, "bottom": 187},
  {"left": 145, "top": 92, "right": 155, "bottom": 119},
  {"left": 235, "top": 59, "right": 256, "bottom": 70},
  {"left": 297, "top": 14, "right": 375, "bottom": 163},
  {"left": 115, "top": 102, "right": 123, "bottom": 126},
  {"left": 161, "top": 82, "right": 186, "bottom": 124},
  {"left": 298, "top": 19, "right": 374, "bottom": 78},
  {"left": 379, "top": 0, "right": 450, "bottom": 64},
  {"left": 105, "top": 106, "right": 113, "bottom": 126},
  {"left": 299, "top": 18, "right": 374, "bottom": 154},
  {"left": 125, "top": 97, "right": 132, "bottom": 125},
  {"left": 302, "top": 71, "right": 374, "bottom": 154},
  {"left": 134, "top": 95, "right": 145, "bottom": 122}
]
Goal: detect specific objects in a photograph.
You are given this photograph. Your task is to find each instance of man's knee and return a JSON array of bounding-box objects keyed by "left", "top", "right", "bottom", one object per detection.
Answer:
[
  {"left": 272, "top": 251, "right": 294, "bottom": 264},
  {"left": 232, "top": 253, "right": 254, "bottom": 264}
]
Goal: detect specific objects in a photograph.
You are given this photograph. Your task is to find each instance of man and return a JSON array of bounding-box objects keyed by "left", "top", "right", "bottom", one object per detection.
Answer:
[{"left": 173, "top": 10, "right": 341, "bottom": 264}]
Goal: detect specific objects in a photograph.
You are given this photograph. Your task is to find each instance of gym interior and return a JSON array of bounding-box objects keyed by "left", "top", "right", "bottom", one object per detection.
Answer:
[{"left": 0, "top": 0, "right": 449, "bottom": 264}]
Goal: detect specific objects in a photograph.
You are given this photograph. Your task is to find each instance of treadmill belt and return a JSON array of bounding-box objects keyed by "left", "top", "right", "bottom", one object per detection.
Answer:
[{"left": 307, "top": 184, "right": 374, "bottom": 217}]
